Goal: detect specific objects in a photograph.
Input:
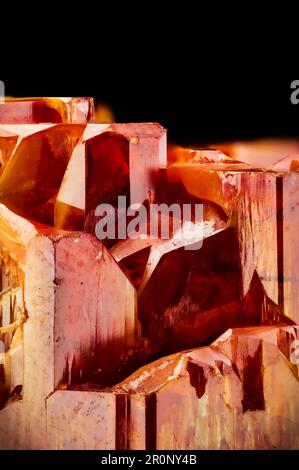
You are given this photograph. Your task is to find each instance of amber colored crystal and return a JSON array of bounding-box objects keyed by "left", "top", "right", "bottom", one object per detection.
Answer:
[
  {"left": 0, "top": 97, "right": 95, "bottom": 124},
  {"left": 55, "top": 130, "right": 130, "bottom": 231},
  {"left": 0, "top": 129, "right": 18, "bottom": 176},
  {"left": 0, "top": 101, "right": 299, "bottom": 450},
  {"left": 0, "top": 124, "right": 85, "bottom": 225},
  {"left": 167, "top": 152, "right": 299, "bottom": 325},
  {"left": 55, "top": 123, "right": 166, "bottom": 231}
]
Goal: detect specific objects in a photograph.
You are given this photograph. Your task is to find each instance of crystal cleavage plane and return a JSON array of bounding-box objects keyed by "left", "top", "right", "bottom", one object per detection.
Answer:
[{"left": 0, "top": 97, "right": 298, "bottom": 450}]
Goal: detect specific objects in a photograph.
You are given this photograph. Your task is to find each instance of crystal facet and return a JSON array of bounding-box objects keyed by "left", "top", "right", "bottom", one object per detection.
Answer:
[{"left": 0, "top": 99, "right": 298, "bottom": 450}]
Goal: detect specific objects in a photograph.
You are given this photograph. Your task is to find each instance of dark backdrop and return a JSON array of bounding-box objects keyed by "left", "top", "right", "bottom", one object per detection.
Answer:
[{"left": 2, "top": 74, "right": 298, "bottom": 146}]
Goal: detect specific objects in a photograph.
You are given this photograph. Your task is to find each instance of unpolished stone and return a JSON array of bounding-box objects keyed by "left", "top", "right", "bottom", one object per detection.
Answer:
[
  {"left": 0, "top": 401, "right": 26, "bottom": 449},
  {"left": 0, "top": 124, "right": 85, "bottom": 225},
  {"left": 113, "top": 325, "right": 299, "bottom": 450},
  {"left": 0, "top": 98, "right": 94, "bottom": 124},
  {"left": 53, "top": 233, "right": 138, "bottom": 387},
  {"left": 168, "top": 156, "right": 299, "bottom": 323},
  {"left": 55, "top": 123, "right": 166, "bottom": 230},
  {"left": 46, "top": 391, "right": 115, "bottom": 450}
]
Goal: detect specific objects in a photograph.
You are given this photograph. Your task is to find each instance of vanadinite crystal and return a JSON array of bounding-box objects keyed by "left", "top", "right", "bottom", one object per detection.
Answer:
[{"left": 0, "top": 98, "right": 298, "bottom": 450}]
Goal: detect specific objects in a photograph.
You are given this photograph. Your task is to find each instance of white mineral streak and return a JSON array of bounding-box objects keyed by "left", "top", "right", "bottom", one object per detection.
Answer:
[
  {"left": 168, "top": 354, "right": 186, "bottom": 381},
  {"left": 213, "top": 328, "right": 233, "bottom": 345},
  {"left": 121, "top": 358, "right": 176, "bottom": 392},
  {"left": 138, "top": 221, "right": 224, "bottom": 294}
]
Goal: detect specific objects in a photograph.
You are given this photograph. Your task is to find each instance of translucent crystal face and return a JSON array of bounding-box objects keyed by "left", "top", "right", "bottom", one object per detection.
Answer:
[
  {"left": 0, "top": 124, "right": 85, "bottom": 225},
  {"left": 0, "top": 98, "right": 299, "bottom": 450},
  {"left": 0, "top": 97, "right": 95, "bottom": 124}
]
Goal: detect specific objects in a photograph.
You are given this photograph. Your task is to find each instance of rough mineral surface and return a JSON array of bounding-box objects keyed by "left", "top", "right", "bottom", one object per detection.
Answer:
[
  {"left": 0, "top": 100, "right": 298, "bottom": 449},
  {"left": 112, "top": 325, "right": 299, "bottom": 450},
  {"left": 0, "top": 98, "right": 95, "bottom": 124},
  {"left": 55, "top": 123, "right": 166, "bottom": 231}
]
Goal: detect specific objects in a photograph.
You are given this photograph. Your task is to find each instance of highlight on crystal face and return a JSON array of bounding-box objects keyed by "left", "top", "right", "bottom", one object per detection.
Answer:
[{"left": 0, "top": 97, "right": 298, "bottom": 450}]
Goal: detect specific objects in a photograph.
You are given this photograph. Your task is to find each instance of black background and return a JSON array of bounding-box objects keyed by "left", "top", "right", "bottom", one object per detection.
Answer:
[
  {"left": 2, "top": 74, "right": 298, "bottom": 146},
  {"left": 1, "top": 16, "right": 299, "bottom": 462},
  {"left": 2, "top": 5, "right": 298, "bottom": 146}
]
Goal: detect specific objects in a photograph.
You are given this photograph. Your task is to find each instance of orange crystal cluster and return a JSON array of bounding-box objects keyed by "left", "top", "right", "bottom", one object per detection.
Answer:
[{"left": 0, "top": 98, "right": 298, "bottom": 450}]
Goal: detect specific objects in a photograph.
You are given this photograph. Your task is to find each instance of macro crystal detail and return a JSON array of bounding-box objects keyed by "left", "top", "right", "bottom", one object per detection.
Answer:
[{"left": 0, "top": 98, "right": 298, "bottom": 450}]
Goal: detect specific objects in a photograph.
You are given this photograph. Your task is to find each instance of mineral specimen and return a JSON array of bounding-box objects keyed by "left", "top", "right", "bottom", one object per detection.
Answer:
[
  {"left": 0, "top": 98, "right": 298, "bottom": 450},
  {"left": 0, "top": 97, "right": 94, "bottom": 124},
  {"left": 55, "top": 124, "right": 166, "bottom": 231}
]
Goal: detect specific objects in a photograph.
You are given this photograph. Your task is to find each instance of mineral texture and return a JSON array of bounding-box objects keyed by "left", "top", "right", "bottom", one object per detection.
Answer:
[{"left": 0, "top": 99, "right": 298, "bottom": 449}]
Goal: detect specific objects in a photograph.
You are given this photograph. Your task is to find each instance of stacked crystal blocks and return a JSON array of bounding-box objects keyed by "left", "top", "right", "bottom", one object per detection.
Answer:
[{"left": 0, "top": 98, "right": 298, "bottom": 450}]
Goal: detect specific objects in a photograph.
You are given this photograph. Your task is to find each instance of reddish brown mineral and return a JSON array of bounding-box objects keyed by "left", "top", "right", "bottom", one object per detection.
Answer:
[
  {"left": 54, "top": 123, "right": 166, "bottom": 231},
  {"left": 0, "top": 98, "right": 94, "bottom": 124},
  {"left": 168, "top": 149, "right": 299, "bottom": 324},
  {"left": 112, "top": 325, "right": 299, "bottom": 450},
  {"left": 0, "top": 100, "right": 298, "bottom": 450},
  {"left": 0, "top": 124, "right": 85, "bottom": 225}
]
